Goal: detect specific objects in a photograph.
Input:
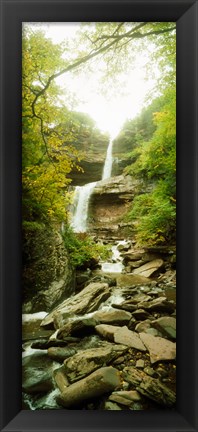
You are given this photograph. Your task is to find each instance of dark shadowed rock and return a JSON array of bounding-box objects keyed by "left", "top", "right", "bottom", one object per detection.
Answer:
[
  {"left": 22, "top": 353, "right": 54, "bottom": 394},
  {"left": 57, "top": 366, "right": 121, "bottom": 407},
  {"left": 47, "top": 346, "right": 77, "bottom": 362},
  {"left": 56, "top": 317, "right": 99, "bottom": 339}
]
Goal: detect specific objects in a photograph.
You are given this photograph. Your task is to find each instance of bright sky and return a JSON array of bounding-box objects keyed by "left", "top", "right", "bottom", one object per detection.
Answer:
[{"left": 25, "top": 22, "right": 157, "bottom": 139}]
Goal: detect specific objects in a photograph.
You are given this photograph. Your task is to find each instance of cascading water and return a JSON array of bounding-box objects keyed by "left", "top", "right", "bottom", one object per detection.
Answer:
[
  {"left": 70, "top": 181, "right": 97, "bottom": 233},
  {"left": 70, "top": 138, "right": 114, "bottom": 233},
  {"left": 102, "top": 139, "right": 113, "bottom": 180}
]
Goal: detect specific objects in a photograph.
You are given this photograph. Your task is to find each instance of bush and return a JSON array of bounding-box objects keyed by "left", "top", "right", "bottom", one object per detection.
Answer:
[{"left": 62, "top": 225, "right": 110, "bottom": 269}]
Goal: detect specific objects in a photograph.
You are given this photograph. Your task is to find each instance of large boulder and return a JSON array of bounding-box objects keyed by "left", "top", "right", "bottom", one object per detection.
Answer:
[
  {"left": 41, "top": 282, "right": 111, "bottom": 328},
  {"left": 22, "top": 352, "right": 54, "bottom": 394},
  {"left": 22, "top": 227, "right": 75, "bottom": 313},
  {"left": 93, "top": 309, "right": 132, "bottom": 326},
  {"left": 152, "top": 316, "right": 176, "bottom": 340},
  {"left": 132, "top": 259, "right": 164, "bottom": 278},
  {"left": 63, "top": 344, "right": 128, "bottom": 383},
  {"left": 57, "top": 366, "right": 121, "bottom": 408}
]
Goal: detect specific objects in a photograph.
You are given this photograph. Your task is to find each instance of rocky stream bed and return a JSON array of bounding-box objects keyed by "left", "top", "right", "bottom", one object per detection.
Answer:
[{"left": 22, "top": 239, "right": 176, "bottom": 411}]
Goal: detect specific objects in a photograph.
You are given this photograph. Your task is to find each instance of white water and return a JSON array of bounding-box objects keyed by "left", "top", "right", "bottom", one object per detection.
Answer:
[
  {"left": 101, "top": 240, "right": 127, "bottom": 273},
  {"left": 70, "top": 181, "right": 97, "bottom": 232},
  {"left": 70, "top": 138, "right": 114, "bottom": 233},
  {"left": 102, "top": 139, "right": 113, "bottom": 180}
]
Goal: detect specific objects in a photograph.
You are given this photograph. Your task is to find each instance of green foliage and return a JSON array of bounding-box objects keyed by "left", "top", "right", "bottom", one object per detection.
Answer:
[
  {"left": 62, "top": 226, "right": 110, "bottom": 268},
  {"left": 124, "top": 87, "right": 176, "bottom": 245}
]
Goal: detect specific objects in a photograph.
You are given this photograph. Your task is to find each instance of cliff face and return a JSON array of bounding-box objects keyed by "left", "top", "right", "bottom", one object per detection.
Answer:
[
  {"left": 88, "top": 175, "right": 141, "bottom": 238},
  {"left": 69, "top": 132, "right": 109, "bottom": 186}
]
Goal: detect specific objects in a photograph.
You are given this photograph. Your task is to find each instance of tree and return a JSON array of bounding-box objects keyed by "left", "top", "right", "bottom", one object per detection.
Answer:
[{"left": 125, "top": 87, "right": 176, "bottom": 245}]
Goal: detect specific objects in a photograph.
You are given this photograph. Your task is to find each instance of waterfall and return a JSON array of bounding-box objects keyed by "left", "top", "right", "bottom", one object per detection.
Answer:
[
  {"left": 70, "top": 181, "right": 97, "bottom": 233},
  {"left": 70, "top": 138, "right": 113, "bottom": 233},
  {"left": 102, "top": 139, "right": 113, "bottom": 180}
]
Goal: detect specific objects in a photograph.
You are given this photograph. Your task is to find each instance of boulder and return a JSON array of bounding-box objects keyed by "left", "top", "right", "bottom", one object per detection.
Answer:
[
  {"left": 95, "top": 324, "right": 120, "bottom": 341},
  {"left": 23, "top": 228, "right": 75, "bottom": 313},
  {"left": 109, "top": 390, "right": 142, "bottom": 406},
  {"left": 93, "top": 309, "right": 132, "bottom": 326},
  {"left": 22, "top": 353, "right": 54, "bottom": 394},
  {"left": 57, "top": 366, "right": 121, "bottom": 407},
  {"left": 56, "top": 317, "right": 99, "bottom": 339},
  {"left": 132, "top": 309, "right": 150, "bottom": 320},
  {"left": 63, "top": 344, "right": 128, "bottom": 383},
  {"left": 152, "top": 316, "right": 176, "bottom": 340},
  {"left": 114, "top": 326, "right": 147, "bottom": 351},
  {"left": 41, "top": 282, "right": 111, "bottom": 328},
  {"left": 132, "top": 259, "right": 164, "bottom": 278},
  {"left": 47, "top": 347, "right": 77, "bottom": 362},
  {"left": 123, "top": 367, "right": 176, "bottom": 407},
  {"left": 139, "top": 332, "right": 176, "bottom": 364},
  {"left": 53, "top": 366, "right": 69, "bottom": 392},
  {"left": 138, "top": 296, "right": 175, "bottom": 314}
]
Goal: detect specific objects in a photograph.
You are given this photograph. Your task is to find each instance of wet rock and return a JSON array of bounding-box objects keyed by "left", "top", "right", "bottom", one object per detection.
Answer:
[
  {"left": 132, "top": 309, "right": 150, "bottom": 320},
  {"left": 41, "top": 282, "right": 111, "bottom": 328},
  {"left": 109, "top": 390, "right": 142, "bottom": 406},
  {"left": 56, "top": 317, "right": 99, "bottom": 339},
  {"left": 152, "top": 316, "right": 176, "bottom": 340},
  {"left": 53, "top": 366, "right": 69, "bottom": 392},
  {"left": 22, "top": 353, "right": 54, "bottom": 394},
  {"left": 93, "top": 309, "right": 132, "bottom": 326},
  {"left": 57, "top": 366, "right": 121, "bottom": 408},
  {"left": 63, "top": 344, "right": 128, "bottom": 383},
  {"left": 31, "top": 337, "right": 79, "bottom": 350},
  {"left": 132, "top": 259, "right": 164, "bottom": 278},
  {"left": 139, "top": 332, "right": 176, "bottom": 364},
  {"left": 111, "top": 302, "right": 137, "bottom": 312},
  {"left": 123, "top": 367, "right": 176, "bottom": 406},
  {"left": 114, "top": 326, "right": 147, "bottom": 351},
  {"left": 47, "top": 347, "right": 77, "bottom": 362}
]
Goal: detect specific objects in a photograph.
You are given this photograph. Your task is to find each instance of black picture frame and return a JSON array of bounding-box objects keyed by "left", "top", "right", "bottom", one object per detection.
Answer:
[{"left": 1, "top": 0, "right": 198, "bottom": 431}]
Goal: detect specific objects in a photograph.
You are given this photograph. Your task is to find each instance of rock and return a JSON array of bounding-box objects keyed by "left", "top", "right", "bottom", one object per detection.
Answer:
[
  {"left": 111, "top": 302, "right": 137, "bottom": 312},
  {"left": 104, "top": 401, "right": 122, "bottom": 410},
  {"left": 109, "top": 390, "right": 141, "bottom": 406},
  {"left": 114, "top": 326, "right": 147, "bottom": 351},
  {"left": 135, "top": 320, "right": 152, "bottom": 333},
  {"left": 144, "top": 366, "right": 156, "bottom": 377},
  {"left": 56, "top": 317, "right": 99, "bottom": 339},
  {"left": 57, "top": 366, "right": 121, "bottom": 408},
  {"left": 136, "top": 359, "right": 145, "bottom": 368},
  {"left": 123, "top": 367, "right": 176, "bottom": 406},
  {"left": 93, "top": 309, "right": 132, "bottom": 325},
  {"left": 132, "top": 309, "right": 150, "bottom": 320},
  {"left": 152, "top": 316, "right": 176, "bottom": 340},
  {"left": 53, "top": 366, "right": 69, "bottom": 392},
  {"left": 23, "top": 228, "right": 75, "bottom": 313},
  {"left": 139, "top": 332, "right": 176, "bottom": 364},
  {"left": 31, "top": 337, "right": 79, "bottom": 350},
  {"left": 122, "top": 250, "right": 145, "bottom": 263},
  {"left": 41, "top": 282, "right": 111, "bottom": 328},
  {"left": 132, "top": 259, "right": 164, "bottom": 278},
  {"left": 139, "top": 297, "right": 175, "bottom": 314},
  {"left": 22, "top": 353, "right": 54, "bottom": 394},
  {"left": 63, "top": 344, "right": 128, "bottom": 383},
  {"left": 95, "top": 324, "right": 120, "bottom": 341},
  {"left": 47, "top": 347, "right": 77, "bottom": 362}
]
